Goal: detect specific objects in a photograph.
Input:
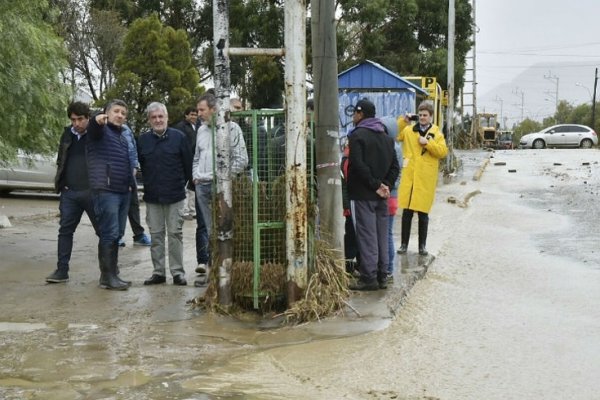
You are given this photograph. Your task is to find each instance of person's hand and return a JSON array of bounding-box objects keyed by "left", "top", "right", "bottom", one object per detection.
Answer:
[
  {"left": 376, "top": 183, "right": 390, "bottom": 199},
  {"left": 418, "top": 135, "right": 428, "bottom": 146},
  {"left": 95, "top": 113, "right": 108, "bottom": 125}
]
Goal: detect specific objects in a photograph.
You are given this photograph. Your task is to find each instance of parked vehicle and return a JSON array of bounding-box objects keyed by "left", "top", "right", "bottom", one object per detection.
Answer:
[
  {"left": 473, "top": 113, "right": 498, "bottom": 148},
  {"left": 519, "top": 124, "right": 598, "bottom": 149},
  {"left": 496, "top": 130, "right": 514, "bottom": 149},
  {"left": 0, "top": 151, "right": 55, "bottom": 194}
]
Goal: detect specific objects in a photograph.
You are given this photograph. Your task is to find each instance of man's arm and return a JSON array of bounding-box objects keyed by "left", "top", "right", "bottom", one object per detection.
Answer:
[{"left": 230, "top": 122, "right": 248, "bottom": 174}]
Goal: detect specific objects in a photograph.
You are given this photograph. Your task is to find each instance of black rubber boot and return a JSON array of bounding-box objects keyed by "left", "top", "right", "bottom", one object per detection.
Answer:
[
  {"left": 98, "top": 244, "right": 129, "bottom": 290},
  {"left": 397, "top": 210, "right": 412, "bottom": 254},
  {"left": 418, "top": 215, "right": 429, "bottom": 256}
]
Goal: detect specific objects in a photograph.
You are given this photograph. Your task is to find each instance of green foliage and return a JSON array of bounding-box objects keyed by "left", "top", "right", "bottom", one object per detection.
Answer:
[
  {"left": 0, "top": 0, "right": 71, "bottom": 162},
  {"left": 103, "top": 14, "right": 201, "bottom": 134},
  {"left": 337, "top": 0, "right": 473, "bottom": 96}
]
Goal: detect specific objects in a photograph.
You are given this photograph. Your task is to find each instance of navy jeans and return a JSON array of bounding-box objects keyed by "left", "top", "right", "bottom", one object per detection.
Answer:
[
  {"left": 57, "top": 188, "right": 98, "bottom": 271},
  {"left": 195, "top": 190, "right": 209, "bottom": 264},
  {"left": 93, "top": 190, "right": 131, "bottom": 246}
]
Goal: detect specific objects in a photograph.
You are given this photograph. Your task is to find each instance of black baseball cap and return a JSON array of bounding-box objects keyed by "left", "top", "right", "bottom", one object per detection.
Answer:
[{"left": 354, "top": 99, "right": 376, "bottom": 118}]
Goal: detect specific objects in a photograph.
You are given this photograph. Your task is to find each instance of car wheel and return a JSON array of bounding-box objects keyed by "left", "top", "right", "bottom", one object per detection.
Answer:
[
  {"left": 532, "top": 139, "right": 545, "bottom": 149},
  {"left": 580, "top": 138, "right": 593, "bottom": 148}
]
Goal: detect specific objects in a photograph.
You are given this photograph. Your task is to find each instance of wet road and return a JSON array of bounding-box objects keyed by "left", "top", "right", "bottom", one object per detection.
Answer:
[{"left": 1, "top": 149, "right": 599, "bottom": 399}]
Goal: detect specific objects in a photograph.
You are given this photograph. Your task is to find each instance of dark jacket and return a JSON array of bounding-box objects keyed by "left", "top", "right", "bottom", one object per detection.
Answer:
[
  {"left": 54, "top": 126, "right": 79, "bottom": 193},
  {"left": 137, "top": 127, "right": 193, "bottom": 204},
  {"left": 86, "top": 118, "right": 134, "bottom": 193},
  {"left": 172, "top": 120, "right": 196, "bottom": 156},
  {"left": 347, "top": 118, "right": 399, "bottom": 201}
]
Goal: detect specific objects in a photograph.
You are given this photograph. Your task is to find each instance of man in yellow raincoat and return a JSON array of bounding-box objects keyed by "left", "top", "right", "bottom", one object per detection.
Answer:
[{"left": 396, "top": 101, "right": 448, "bottom": 255}]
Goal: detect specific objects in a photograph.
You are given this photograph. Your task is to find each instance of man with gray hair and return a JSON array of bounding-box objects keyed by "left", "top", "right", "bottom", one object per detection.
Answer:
[{"left": 137, "top": 102, "right": 193, "bottom": 286}]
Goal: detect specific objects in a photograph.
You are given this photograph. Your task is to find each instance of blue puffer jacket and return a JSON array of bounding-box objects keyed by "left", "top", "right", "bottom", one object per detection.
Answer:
[
  {"left": 137, "top": 127, "right": 193, "bottom": 204},
  {"left": 86, "top": 118, "right": 134, "bottom": 193}
]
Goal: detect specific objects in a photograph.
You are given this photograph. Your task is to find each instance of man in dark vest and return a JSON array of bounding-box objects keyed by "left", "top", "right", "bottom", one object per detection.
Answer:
[
  {"left": 46, "top": 101, "right": 99, "bottom": 283},
  {"left": 86, "top": 99, "right": 135, "bottom": 290}
]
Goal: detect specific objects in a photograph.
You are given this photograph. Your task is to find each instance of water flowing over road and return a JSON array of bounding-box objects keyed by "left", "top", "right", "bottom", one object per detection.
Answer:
[{"left": 1, "top": 149, "right": 599, "bottom": 399}]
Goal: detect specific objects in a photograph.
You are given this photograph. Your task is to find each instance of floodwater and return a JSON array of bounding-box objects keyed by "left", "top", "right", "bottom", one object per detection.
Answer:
[{"left": 1, "top": 149, "right": 599, "bottom": 399}]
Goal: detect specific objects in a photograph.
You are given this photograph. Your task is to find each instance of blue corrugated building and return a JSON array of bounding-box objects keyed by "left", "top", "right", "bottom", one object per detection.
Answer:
[{"left": 338, "top": 60, "right": 427, "bottom": 136}]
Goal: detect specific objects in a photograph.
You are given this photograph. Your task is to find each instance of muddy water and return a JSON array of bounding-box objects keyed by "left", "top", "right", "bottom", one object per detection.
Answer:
[{"left": 1, "top": 150, "right": 599, "bottom": 399}]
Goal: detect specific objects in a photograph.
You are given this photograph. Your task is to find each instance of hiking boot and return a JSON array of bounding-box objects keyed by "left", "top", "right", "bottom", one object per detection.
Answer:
[
  {"left": 133, "top": 234, "right": 151, "bottom": 246},
  {"left": 46, "top": 269, "right": 69, "bottom": 283},
  {"left": 349, "top": 279, "right": 379, "bottom": 291},
  {"left": 143, "top": 274, "right": 166, "bottom": 285}
]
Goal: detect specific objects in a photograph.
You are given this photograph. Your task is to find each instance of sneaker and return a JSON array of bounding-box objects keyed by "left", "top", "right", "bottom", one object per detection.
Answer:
[
  {"left": 418, "top": 245, "right": 428, "bottom": 256},
  {"left": 118, "top": 237, "right": 126, "bottom": 247},
  {"left": 46, "top": 269, "right": 69, "bottom": 283},
  {"left": 133, "top": 234, "right": 151, "bottom": 246},
  {"left": 173, "top": 275, "right": 187, "bottom": 286},
  {"left": 195, "top": 263, "right": 207, "bottom": 274}
]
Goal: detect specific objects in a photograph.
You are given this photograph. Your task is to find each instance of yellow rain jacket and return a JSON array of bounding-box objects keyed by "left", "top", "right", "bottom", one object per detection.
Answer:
[{"left": 396, "top": 119, "right": 448, "bottom": 213}]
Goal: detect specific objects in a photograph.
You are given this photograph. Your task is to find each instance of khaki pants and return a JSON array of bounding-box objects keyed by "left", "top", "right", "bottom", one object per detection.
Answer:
[{"left": 145, "top": 200, "right": 185, "bottom": 278}]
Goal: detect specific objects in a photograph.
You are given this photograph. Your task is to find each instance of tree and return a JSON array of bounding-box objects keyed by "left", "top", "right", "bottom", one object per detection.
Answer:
[
  {"left": 0, "top": 1, "right": 71, "bottom": 162},
  {"left": 194, "top": 0, "right": 285, "bottom": 108},
  {"left": 337, "top": 0, "right": 473, "bottom": 95},
  {"left": 513, "top": 118, "right": 542, "bottom": 144},
  {"left": 103, "top": 14, "right": 202, "bottom": 134},
  {"left": 52, "top": 0, "right": 127, "bottom": 101}
]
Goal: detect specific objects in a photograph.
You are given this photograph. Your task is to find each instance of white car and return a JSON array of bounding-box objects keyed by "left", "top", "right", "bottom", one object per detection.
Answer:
[
  {"left": 519, "top": 124, "right": 598, "bottom": 149},
  {"left": 0, "top": 150, "right": 56, "bottom": 194}
]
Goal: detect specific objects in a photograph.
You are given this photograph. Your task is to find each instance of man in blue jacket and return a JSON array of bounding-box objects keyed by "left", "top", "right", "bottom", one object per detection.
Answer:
[
  {"left": 138, "top": 102, "right": 193, "bottom": 286},
  {"left": 87, "top": 99, "right": 135, "bottom": 290},
  {"left": 347, "top": 99, "right": 400, "bottom": 291}
]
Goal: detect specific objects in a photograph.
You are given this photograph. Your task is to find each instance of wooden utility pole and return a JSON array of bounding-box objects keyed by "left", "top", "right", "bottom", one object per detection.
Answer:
[{"left": 311, "top": 0, "right": 343, "bottom": 249}]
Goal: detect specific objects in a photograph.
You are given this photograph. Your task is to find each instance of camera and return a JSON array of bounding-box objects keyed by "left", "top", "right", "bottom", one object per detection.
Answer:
[{"left": 408, "top": 114, "right": 419, "bottom": 121}]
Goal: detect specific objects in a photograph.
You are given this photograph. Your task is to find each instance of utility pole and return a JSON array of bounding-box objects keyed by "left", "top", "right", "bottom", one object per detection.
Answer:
[
  {"left": 493, "top": 95, "right": 503, "bottom": 129},
  {"left": 462, "top": 0, "right": 477, "bottom": 147},
  {"left": 283, "top": 0, "right": 308, "bottom": 306},
  {"left": 445, "top": 0, "right": 456, "bottom": 173},
  {"left": 513, "top": 87, "right": 524, "bottom": 122},
  {"left": 311, "top": 0, "right": 343, "bottom": 252},
  {"left": 212, "top": 0, "right": 234, "bottom": 307},
  {"left": 592, "top": 67, "right": 598, "bottom": 130},
  {"left": 544, "top": 71, "right": 559, "bottom": 112}
]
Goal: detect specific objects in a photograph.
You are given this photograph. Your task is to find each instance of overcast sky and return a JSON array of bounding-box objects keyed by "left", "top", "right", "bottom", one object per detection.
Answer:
[{"left": 473, "top": 0, "right": 600, "bottom": 125}]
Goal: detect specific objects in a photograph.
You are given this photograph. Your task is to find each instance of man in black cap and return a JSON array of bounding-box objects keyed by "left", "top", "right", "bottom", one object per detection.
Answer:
[{"left": 347, "top": 98, "right": 399, "bottom": 290}]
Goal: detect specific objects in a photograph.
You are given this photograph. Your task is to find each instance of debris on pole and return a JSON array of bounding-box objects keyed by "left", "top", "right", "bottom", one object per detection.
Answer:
[
  {"left": 213, "top": 0, "right": 233, "bottom": 307},
  {"left": 284, "top": 0, "right": 308, "bottom": 306}
]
